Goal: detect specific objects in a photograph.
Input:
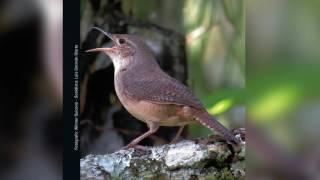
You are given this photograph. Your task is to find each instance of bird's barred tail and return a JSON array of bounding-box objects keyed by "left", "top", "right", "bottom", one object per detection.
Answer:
[{"left": 192, "top": 109, "right": 239, "bottom": 144}]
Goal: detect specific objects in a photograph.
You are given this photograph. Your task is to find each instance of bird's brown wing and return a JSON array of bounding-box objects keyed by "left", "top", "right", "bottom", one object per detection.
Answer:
[{"left": 123, "top": 73, "right": 204, "bottom": 110}]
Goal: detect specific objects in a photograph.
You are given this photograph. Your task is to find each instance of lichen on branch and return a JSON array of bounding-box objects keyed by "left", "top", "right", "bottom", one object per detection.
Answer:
[{"left": 81, "top": 133, "right": 245, "bottom": 180}]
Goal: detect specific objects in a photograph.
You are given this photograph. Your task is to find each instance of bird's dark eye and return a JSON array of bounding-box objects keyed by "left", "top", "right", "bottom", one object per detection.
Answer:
[{"left": 118, "top": 38, "right": 126, "bottom": 44}]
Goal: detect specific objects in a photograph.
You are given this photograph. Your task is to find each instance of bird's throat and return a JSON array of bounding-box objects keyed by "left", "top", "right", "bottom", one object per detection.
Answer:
[{"left": 112, "top": 57, "right": 132, "bottom": 76}]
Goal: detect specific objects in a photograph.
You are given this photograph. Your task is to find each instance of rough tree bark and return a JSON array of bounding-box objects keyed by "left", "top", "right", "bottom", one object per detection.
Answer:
[{"left": 81, "top": 129, "right": 245, "bottom": 180}]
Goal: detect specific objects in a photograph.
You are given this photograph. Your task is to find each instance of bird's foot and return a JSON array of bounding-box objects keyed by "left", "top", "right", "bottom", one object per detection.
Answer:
[{"left": 232, "top": 128, "right": 246, "bottom": 142}]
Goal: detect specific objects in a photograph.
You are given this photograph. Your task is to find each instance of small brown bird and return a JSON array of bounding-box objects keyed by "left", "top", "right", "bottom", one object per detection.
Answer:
[{"left": 87, "top": 27, "right": 239, "bottom": 149}]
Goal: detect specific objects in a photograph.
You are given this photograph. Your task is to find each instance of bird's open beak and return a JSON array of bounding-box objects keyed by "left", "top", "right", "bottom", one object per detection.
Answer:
[{"left": 86, "top": 27, "right": 117, "bottom": 53}]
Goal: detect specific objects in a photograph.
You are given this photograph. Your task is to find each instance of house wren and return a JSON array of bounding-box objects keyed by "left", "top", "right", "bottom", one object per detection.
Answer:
[{"left": 86, "top": 27, "right": 239, "bottom": 148}]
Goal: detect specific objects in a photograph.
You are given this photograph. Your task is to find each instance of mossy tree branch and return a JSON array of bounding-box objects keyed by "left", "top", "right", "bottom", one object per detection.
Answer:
[{"left": 81, "top": 130, "right": 245, "bottom": 179}]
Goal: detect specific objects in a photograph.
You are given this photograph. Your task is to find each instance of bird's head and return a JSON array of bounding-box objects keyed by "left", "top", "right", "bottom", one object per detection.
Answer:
[
  {"left": 86, "top": 27, "right": 159, "bottom": 72},
  {"left": 86, "top": 27, "right": 139, "bottom": 69}
]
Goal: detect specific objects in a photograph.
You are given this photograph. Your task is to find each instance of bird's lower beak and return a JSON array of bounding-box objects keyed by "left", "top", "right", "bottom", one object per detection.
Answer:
[{"left": 86, "top": 47, "right": 116, "bottom": 53}]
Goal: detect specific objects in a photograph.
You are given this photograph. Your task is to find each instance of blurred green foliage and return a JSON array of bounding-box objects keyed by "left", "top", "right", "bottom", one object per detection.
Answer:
[
  {"left": 247, "top": 65, "right": 320, "bottom": 123},
  {"left": 247, "top": 0, "right": 320, "bottom": 178},
  {"left": 247, "top": 0, "right": 320, "bottom": 146}
]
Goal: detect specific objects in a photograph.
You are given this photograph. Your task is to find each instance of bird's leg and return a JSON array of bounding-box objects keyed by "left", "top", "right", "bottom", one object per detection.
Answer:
[
  {"left": 122, "top": 122, "right": 159, "bottom": 150},
  {"left": 170, "top": 125, "right": 185, "bottom": 144}
]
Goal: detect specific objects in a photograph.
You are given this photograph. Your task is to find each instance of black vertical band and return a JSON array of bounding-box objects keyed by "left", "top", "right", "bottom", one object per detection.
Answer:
[{"left": 63, "top": 0, "right": 80, "bottom": 178}]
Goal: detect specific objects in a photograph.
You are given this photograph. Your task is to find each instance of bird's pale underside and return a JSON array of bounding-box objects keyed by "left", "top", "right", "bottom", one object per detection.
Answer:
[{"left": 87, "top": 27, "right": 239, "bottom": 149}]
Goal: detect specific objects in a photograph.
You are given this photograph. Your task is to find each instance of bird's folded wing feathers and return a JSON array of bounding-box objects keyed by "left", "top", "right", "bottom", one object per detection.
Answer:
[{"left": 123, "top": 75, "right": 204, "bottom": 110}]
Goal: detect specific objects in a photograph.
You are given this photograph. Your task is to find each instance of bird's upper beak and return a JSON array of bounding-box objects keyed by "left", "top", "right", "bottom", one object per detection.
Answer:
[{"left": 85, "top": 27, "right": 117, "bottom": 54}]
